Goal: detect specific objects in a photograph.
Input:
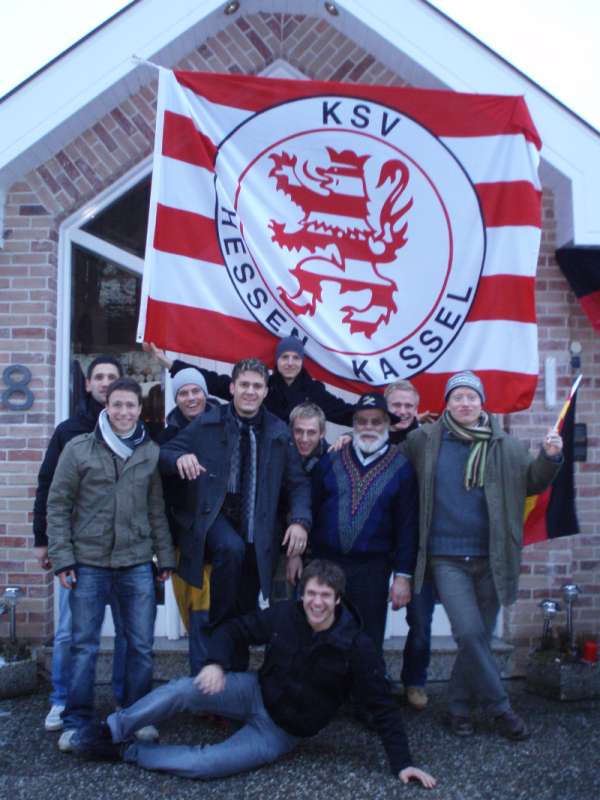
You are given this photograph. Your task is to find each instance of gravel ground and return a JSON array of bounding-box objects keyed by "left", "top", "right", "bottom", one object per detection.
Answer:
[{"left": 1, "top": 679, "right": 598, "bottom": 800}]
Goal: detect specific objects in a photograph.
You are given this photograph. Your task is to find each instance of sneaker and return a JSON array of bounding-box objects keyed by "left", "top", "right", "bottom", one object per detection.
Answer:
[
  {"left": 134, "top": 724, "right": 159, "bottom": 742},
  {"left": 45, "top": 704, "right": 65, "bottom": 731},
  {"left": 406, "top": 686, "right": 428, "bottom": 710},
  {"left": 58, "top": 728, "right": 78, "bottom": 752},
  {"left": 494, "top": 710, "right": 530, "bottom": 741},
  {"left": 446, "top": 713, "right": 475, "bottom": 737}
]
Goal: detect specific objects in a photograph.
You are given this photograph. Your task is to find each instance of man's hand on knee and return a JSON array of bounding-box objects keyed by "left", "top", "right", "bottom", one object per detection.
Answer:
[{"left": 194, "top": 664, "right": 225, "bottom": 695}]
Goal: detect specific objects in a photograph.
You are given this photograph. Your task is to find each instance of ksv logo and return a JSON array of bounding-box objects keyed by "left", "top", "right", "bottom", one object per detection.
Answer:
[{"left": 216, "top": 96, "right": 485, "bottom": 384}]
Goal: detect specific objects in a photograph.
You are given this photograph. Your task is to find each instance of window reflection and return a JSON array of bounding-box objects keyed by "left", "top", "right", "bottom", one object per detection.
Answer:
[
  {"left": 70, "top": 244, "right": 165, "bottom": 438},
  {"left": 81, "top": 176, "right": 150, "bottom": 258}
]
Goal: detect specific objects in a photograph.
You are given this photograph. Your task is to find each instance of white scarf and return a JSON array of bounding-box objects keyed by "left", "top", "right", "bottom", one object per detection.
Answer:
[{"left": 98, "top": 409, "right": 134, "bottom": 461}]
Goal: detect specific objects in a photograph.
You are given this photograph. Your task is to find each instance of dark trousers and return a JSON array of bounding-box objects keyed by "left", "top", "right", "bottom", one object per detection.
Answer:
[
  {"left": 204, "top": 512, "right": 247, "bottom": 627},
  {"left": 204, "top": 512, "right": 261, "bottom": 670},
  {"left": 327, "top": 554, "right": 391, "bottom": 653}
]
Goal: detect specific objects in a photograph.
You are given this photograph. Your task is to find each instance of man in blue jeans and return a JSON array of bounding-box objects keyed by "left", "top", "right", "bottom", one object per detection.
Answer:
[
  {"left": 47, "top": 377, "right": 176, "bottom": 751},
  {"left": 33, "top": 355, "right": 128, "bottom": 731},
  {"left": 384, "top": 380, "right": 437, "bottom": 711},
  {"left": 74, "top": 560, "right": 436, "bottom": 789}
]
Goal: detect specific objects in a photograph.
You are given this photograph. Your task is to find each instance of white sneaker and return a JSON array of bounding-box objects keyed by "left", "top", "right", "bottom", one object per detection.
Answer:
[
  {"left": 45, "top": 704, "right": 65, "bottom": 731},
  {"left": 134, "top": 724, "right": 159, "bottom": 742},
  {"left": 58, "top": 729, "right": 78, "bottom": 752}
]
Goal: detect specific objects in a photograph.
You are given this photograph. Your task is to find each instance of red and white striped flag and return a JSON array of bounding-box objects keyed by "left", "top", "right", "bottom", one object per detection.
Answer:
[{"left": 138, "top": 69, "right": 542, "bottom": 412}]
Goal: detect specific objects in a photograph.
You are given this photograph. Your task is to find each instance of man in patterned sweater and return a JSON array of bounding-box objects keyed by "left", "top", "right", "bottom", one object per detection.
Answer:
[{"left": 310, "top": 394, "right": 418, "bottom": 654}]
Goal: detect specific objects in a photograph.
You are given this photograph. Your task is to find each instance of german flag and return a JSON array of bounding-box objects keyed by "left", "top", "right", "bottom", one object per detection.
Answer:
[
  {"left": 556, "top": 247, "right": 600, "bottom": 335},
  {"left": 523, "top": 376, "right": 581, "bottom": 545}
]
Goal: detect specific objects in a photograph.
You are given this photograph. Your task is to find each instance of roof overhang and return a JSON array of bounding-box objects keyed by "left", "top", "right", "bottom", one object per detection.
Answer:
[{"left": 1, "top": 0, "right": 598, "bottom": 247}]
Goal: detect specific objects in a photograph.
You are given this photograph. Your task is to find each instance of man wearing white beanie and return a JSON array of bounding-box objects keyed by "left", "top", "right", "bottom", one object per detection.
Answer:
[
  {"left": 170, "top": 368, "right": 209, "bottom": 424},
  {"left": 157, "top": 367, "right": 211, "bottom": 673}
]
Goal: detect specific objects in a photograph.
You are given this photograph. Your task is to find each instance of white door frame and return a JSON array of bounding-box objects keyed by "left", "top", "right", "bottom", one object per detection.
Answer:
[{"left": 55, "top": 156, "right": 184, "bottom": 639}]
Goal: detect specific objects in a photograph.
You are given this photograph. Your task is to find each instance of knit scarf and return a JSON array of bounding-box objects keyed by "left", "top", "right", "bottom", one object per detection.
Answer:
[
  {"left": 227, "top": 406, "right": 262, "bottom": 543},
  {"left": 442, "top": 410, "right": 492, "bottom": 490},
  {"left": 98, "top": 408, "right": 147, "bottom": 461}
]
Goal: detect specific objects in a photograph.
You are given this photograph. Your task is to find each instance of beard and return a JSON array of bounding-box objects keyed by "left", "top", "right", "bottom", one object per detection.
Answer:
[{"left": 354, "top": 428, "right": 389, "bottom": 454}]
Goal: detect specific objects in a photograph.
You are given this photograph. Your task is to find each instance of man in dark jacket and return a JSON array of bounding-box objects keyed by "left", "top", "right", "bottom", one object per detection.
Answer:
[
  {"left": 75, "top": 560, "right": 436, "bottom": 788},
  {"left": 159, "top": 358, "right": 311, "bottom": 658},
  {"left": 148, "top": 336, "right": 354, "bottom": 424},
  {"left": 285, "top": 401, "right": 329, "bottom": 585},
  {"left": 32, "top": 355, "right": 128, "bottom": 733},
  {"left": 289, "top": 401, "right": 329, "bottom": 474},
  {"left": 156, "top": 367, "right": 213, "bottom": 673}
]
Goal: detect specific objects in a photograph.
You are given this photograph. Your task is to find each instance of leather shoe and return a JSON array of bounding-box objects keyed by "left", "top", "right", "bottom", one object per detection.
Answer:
[
  {"left": 494, "top": 709, "right": 530, "bottom": 741},
  {"left": 447, "top": 713, "right": 474, "bottom": 736}
]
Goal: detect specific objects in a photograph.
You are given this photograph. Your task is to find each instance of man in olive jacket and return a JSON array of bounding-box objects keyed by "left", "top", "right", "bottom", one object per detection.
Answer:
[
  {"left": 48, "top": 378, "right": 176, "bottom": 745},
  {"left": 403, "top": 370, "right": 562, "bottom": 741},
  {"left": 159, "top": 358, "right": 311, "bottom": 656}
]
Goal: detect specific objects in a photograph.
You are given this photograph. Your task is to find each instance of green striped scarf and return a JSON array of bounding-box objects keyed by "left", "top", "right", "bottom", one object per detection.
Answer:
[{"left": 442, "top": 410, "right": 492, "bottom": 490}]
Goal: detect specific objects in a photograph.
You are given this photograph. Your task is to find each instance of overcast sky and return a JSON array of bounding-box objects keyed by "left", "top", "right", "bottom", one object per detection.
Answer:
[{"left": 1, "top": 0, "right": 597, "bottom": 130}]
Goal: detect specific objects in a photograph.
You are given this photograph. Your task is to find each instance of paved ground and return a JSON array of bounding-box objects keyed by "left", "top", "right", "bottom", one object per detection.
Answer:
[{"left": 1, "top": 678, "right": 598, "bottom": 800}]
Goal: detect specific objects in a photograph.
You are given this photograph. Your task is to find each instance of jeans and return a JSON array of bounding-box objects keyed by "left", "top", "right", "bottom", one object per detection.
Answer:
[
  {"left": 50, "top": 582, "right": 128, "bottom": 706},
  {"left": 431, "top": 556, "right": 510, "bottom": 716},
  {"left": 108, "top": 673, "right": 298, "bottom": 779},
  {"left": 400, "top": 580, "right": 436, "bottom": 688},
  {"left": 63, "top": 563, "right": 156, "bottom": 730}
]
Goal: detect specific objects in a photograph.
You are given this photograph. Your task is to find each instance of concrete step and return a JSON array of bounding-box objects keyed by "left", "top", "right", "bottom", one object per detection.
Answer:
[{"left": 42, "top": 635, "right": 514, "bottom": 687}]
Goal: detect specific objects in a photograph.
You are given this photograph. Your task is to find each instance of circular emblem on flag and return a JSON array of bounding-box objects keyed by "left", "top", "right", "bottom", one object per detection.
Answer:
[{"left": 215, "top": 95, "right": 485, "bottom": 383}]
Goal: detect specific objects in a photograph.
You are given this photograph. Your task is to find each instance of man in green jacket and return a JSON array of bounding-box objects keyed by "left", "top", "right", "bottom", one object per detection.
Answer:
[
  {"left": 48, "top": 377, "right": 176, "bottom": 752},
  {"left": 403, "top": 371, "right": 563, "bottom": 741}
]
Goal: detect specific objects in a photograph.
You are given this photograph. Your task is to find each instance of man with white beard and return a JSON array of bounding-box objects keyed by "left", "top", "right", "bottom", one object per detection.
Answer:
[{"left": 309, "top": 394, "right": 418, "bottom": 655}]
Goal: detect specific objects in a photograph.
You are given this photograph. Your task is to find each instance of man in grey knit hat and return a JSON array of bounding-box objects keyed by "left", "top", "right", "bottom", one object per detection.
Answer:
[{"left": 404, "top": 370, "right": 563, "bottom": 741}]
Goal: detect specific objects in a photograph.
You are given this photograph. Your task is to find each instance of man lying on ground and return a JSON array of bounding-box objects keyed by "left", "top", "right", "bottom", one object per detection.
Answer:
[{"left": 73, "top": 560, "right": 436, "bottom": 788}]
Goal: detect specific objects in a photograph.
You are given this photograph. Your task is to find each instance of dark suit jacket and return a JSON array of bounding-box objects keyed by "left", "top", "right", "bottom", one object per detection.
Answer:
[{"left": 159, "top": 403, "right": 311, "bottom": 599}]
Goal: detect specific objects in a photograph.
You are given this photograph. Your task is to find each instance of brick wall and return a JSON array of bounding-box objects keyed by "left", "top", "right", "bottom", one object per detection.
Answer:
[
  {"left": 505, "top": 190, "right": 600, "bottom": 671},
  {"left": 1, "top": 12, "right": 598, "bottom": 659}
]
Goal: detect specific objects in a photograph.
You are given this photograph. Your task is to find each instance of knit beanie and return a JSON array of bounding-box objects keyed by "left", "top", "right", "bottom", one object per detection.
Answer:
[
  {"left": 172, "top": 368, "right": 208, "bottom": 398},
  {"left": 444, "top": 370, "right": 486, "bottom": 403},
  {"left": 275, "top": 336, "right": 305, "bottom": 360}
]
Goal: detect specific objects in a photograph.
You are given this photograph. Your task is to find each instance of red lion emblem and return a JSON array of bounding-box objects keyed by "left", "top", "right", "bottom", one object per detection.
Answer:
[{"left": 268, "top": 147, "right": 413, "bottom": 338}]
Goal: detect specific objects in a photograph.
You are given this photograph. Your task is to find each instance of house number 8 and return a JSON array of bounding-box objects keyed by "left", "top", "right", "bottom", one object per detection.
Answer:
[{"left": 1, "top": 365, "right": 34, "bottom": 411}]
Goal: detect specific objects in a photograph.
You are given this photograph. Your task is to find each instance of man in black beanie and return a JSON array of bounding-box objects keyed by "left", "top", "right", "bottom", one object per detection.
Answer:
[{"left": 147, "top": 336, "right": 354, "bottom": 424}]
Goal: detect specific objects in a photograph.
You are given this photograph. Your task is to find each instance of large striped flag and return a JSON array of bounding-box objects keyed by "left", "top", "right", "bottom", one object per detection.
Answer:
[
  {"left": 137, "top": 69, "right": 542, "bottom": 412},
  {"left": 523, "top": 375, "right": 581, "bottom": 545}
]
